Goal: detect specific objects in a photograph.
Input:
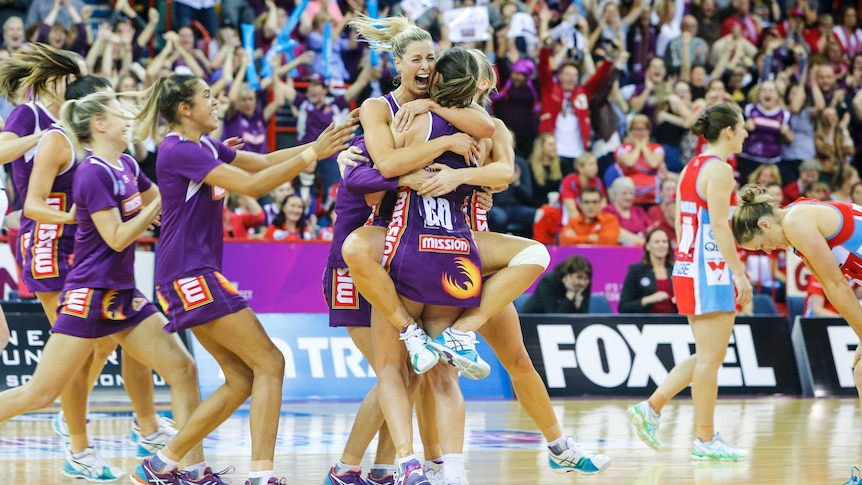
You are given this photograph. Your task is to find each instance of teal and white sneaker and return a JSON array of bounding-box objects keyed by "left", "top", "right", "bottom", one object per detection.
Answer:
[
  {"left": 130, "top": 415, "right": 177, "bottom": 445},
  {"left": 62, "top": 447, "right": 124, "bottom": 482},
  {"left": 427, "top": 327, "right": 491, "bottom": 380},
  {"left": 131, "top": 416, "right": 178, "bottom": 458},
  {"left": 691, "top": 433, "right": 747, "bottom": 461},
  {"left": 548, "top": 437, "right": 611, "bottom": 475},
  {"left": 53, "top": 410, "right": 70, "bottom": 445},
  {"left": 627, "top": 401, "right": 662, "bottom": 449},
  {"left": 400, "top": 323, "right": 439, "bottom": 375},
  {"left": 842, "top": 466, "right": 861, "bottom": 485}
]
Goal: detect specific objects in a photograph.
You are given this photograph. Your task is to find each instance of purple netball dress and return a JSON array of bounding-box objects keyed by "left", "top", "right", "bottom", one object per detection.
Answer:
[
  {"left": 154, "top": 134, "right": 248, "bottom": 332},
  {"left": 322, "top": 135, "right": 400, "bottom": 327},
  {"left": 52, "top": 154, "right": 159, "bottom": 339},
  {"left": 18, "top": 124, "right": 79, "bottom": 292},
  {"left": 3, "top": 103, "right": 69, "bottom": 286},
  {"left": 382, "top": 112, "right": 482, "bottom": 307}
]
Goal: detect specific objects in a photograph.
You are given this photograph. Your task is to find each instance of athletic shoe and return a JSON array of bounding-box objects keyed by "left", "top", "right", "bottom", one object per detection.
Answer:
[
  {"left": 131, "top": 416, "right": 178, "bottom": 445},
  {"left": 423, "top": 461, "right": 444, "bottom": 485},
  {"left": 323, "top": 466, "right": 367, "bottom": 485},
  {"left": 427, "top": 327, "right": 491, "bottom": 380},
  {"left": 548, "top": 437, "right": 612, "bottom": 475},
  {"left": 400, "top": 323, "right": 439, "bottom": 375},
  {"left": 243, "top": 478, "right": 288, "bottom": 485},
  {"left": 842, "top": 466, "right": 861, "bottom": 485},
  {"left": 61, "top": 447, "right": 124, "bottom": 482},
  {"left": 691, "top": 433, "right": 747, "bottom": 461},
  {"left": 179, "top": 466, "right": 233, "bottom": 485},
  {"left": 131, "top": 458, "right": 183, "bottom": 484},
  {"left": 136, "top": 428, "right": 176, "bottom": 459},
  {"left": 53, "top": 410, "right": 70, "bottom": 445},
  {"left": 627, "top": 401, "right": 662, "bottom": 449},
  {"left": 366, "top": 471, "right": 394, "bottom": 485},
  {"left": 394, "top": 459, "right": 430, "bottom": 485}
]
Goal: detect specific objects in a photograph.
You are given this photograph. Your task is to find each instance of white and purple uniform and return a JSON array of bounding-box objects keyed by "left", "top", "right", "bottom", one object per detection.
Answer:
[
  {"left": 154, "top": 134, "right": 247, "bottom": 332},
  {"left": 741, "top": 104, "right": 790, "bottom": 164},
  {"left": 382, "top": 112, "right": 483, "bottom": 307},
  {"left": 4, "top": 102, "right": 59, "bottom": 281},
  {"left": 19, "top": 124, "right": 79, "bottom": 293},
  {"left": 52, "top": 154, "right": 159, "bottom": 339},
  {"left": 321, "top": 135, "right": 399, "bottom": 327},
  {"left": 294, "top": 92, "right": 351, "bottom": 146},
  {"left": 221, "top": 105, "right": 267, "bottom": 154}
]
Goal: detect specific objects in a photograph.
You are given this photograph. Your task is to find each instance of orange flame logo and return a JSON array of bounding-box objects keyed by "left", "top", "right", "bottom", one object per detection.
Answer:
[
  {"left": 156, "top": 288, "right": 170, "bottom": 314},
  {"left": 101, "top": 290, "right": 126, "bottom": 320},
  {"left": 441, "top": 257, "right": 481, "bottom": 299}
]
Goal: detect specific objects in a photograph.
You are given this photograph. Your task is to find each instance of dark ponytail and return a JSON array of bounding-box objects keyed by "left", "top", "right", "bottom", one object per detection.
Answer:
[{"left": 690, "top": 102, "right": 741, "bottom": 142}]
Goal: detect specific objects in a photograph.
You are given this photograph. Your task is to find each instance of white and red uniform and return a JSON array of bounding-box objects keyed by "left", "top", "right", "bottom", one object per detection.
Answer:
[
  {"left": 672, "top": 154, "right": 738, "bottom": 315},
  {"left": 792, "top": 199, "right": 862, "bottom": 282}
]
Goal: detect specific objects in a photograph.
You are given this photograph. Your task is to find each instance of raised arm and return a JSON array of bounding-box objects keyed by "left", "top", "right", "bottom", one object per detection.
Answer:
[{"left": 360, "top": 98, "right": 480, "bottom": 179}]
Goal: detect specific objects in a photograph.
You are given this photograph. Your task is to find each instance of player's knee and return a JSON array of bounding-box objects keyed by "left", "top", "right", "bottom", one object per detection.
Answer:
[
  {"left": 257, "top": 347, "right": 286, "bottom": 380},
  {"left": 163, "top": 355, "right": 198, "bottom": 388},
  {"left": 342, "top": 232, "right": 372, "bottom": 268},
  {"left": 27, "top": 382, "right": 62, "bottom": 410},
  {"left": 508, "top": 243, "right": 550, "bottom": 270},
  {"left": 501, "top": 348, "right": 534, "bottom": 377}
]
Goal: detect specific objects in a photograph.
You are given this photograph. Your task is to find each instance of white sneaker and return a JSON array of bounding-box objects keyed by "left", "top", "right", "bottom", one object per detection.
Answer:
[
  {"left": 627, "top": 401, "right": 662, "bottom": 449},
  {"left": 400, "top": 323, "right": 438, "bottom": 374},
  {"left": 691, "top": 433, "right": 747, "bottom": 461},
  {"left": 424, "top": 460, "right": 444, "bottom": 485},
  {"left": 427, "top": 327, "right": 491, "bottom": 380},
  {"left": 131, "top": 416, "right": 178, "bottom": 458},
  {"left": 62, "top": 447, "right": 124, "bottom": 482},
  {"left": 548, "top": 437, "right": 612, "bottom": 475},
  {"left": 52, "top": 410, "right": 70, "bottom": 445}
]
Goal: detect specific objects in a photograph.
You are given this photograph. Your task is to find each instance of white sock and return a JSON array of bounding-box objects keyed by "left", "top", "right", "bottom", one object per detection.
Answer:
[
  {"left": 334, "top": 460, "right": 358, "bottom": 474},
  {"left": 186, "top": 462, "right": 208, "bottom": 479},
  {"left": 248, "top": 470, "right": 274, "bottom": 485},
  {"left": 547, "top": 435, "right": 568, "bottom": 451},
  {"left": 397, "top": 455, "right": 416, "bottom": 468},
  {"left": 442, "top": 453, "right": 465, "bottom": 481},
  {"left": 151, "top": 451, "right": 178, "bottom": 472}
]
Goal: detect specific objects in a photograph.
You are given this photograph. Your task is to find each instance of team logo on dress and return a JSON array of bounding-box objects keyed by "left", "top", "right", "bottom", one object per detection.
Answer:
[
  {"left": 441, "top": 257, "right": 481, "bottom": 299},
  {"left": 101, "top": 290, "right": 127, "bottom": 320},
  {"left": 174, "top": 276, "right": 215, "bottom": 311},
  {"left": 122, "top": 193, "right": 143, "bottom": 217},
  {"left": 61, "top": 288, "right": 94, "bottom": 318},
  {"left": 214, "top": 272, "right": 240, "bottom": 295},
  {"left": 31, "top": 193, "right": 66, "bottom": 279},
  {"left": 472, "top": 198, "right": 489, "bottom": 232},
  {"left": 132, "top": 297, "right": 147, "bottom": 312},
  {"left": 419, "top": 235, "right": 470, "bottom": 254},
  {"left": 383, "top": 189, "right": 410, "bottom": 271},
  {"left": 332, "top": 268, "right": 359, "bottom": 309}
]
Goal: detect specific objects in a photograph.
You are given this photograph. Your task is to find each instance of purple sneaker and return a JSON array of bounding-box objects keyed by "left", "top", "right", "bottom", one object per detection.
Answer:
[
  {"left": 243, "top": 478, "right": 288, "bottom": 485},
  {"left": 394, "top": 460, "right": 430, "bottom": 485},
  {"left": 323, "top": 467, "right": 367, "bottom": 485},
  {"left": 366, "top": 471, "right": 395, "bottom": 485},
  {"left": 131, "top": 458, "right": 182, "bottom": 484},
  {"left": 180, "top": 466, "right": 233, "bottom": 484}
]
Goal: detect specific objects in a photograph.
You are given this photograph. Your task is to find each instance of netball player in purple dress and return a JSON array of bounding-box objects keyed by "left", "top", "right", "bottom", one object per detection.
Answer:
[
  {"left": 0, "top": 92, "right": 204, "bottom": 483},
  {"left": 0, "top": 44, "right": 159, "bottom": 481},
  {"left": 130, "top": 73, "right": 357, "bottom": 485}
]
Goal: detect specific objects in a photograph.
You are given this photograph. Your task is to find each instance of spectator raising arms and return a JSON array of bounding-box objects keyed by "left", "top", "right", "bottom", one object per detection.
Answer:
[{"left": 523, "top": 255, "right": 593, "bottom": 314}]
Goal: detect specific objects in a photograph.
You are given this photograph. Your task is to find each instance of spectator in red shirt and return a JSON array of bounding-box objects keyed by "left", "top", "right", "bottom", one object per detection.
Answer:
[
  {"left": 719, "top": 0, "right": 760, "bottom": 45},
  {"left": 647, "top": 176, "right": 678, "bottom": 248},
  {"left": 603, "top": 177, "right": 651, "bottom": 246},
  {"left": 264, "top": 194, "right": 312, "bottom": 241},
  {"left": 559, "top": 187, "right": 620, "bottom": 246},
  {"left": 783, "top": 159, "right": 822, "bottom": 206},
  {"left": 223, "top": 193, "right": 265, "bottom": 240},
  {"left": 607, "top": 115, "right": 665, "bottom": 206},
  {"left": 560, "top": 152, "right": 606, "bottom": 223}
]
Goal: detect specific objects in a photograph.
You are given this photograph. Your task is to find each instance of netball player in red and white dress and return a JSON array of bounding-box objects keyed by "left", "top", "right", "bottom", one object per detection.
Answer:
[{"left": 627, "top": 102, "right": 752, "bottom": 461}]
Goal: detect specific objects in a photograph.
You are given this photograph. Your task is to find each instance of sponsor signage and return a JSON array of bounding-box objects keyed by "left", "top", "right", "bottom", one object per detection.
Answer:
[
  {"left": 188, "top": 313, "right": 513, "bottom": 401},
  {"left": 520, "top": 315, "right": 801, "bottom": 396},
  {"left": 0, "top": 302, "right": 170, "bottom": 391},
  {"left": 792, "top": 317, "right": 858, "bottom": 397}
]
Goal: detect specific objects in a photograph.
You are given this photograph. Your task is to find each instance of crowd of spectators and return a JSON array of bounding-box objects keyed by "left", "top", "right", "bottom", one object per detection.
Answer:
[{"left": 0, "top": 0, "right": 859, "bottom": 309}]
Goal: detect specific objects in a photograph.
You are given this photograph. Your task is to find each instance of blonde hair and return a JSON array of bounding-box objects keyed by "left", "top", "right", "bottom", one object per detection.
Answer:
[
  {"left": 348, "top": 15, "right": 432, "bottom": 59},
  {"left": 59, "top": 92, "right": 132, "bottom": 157},
  {"left": 731, "top": 184, "right": 778, "bottom": 244},
  {"left": 627, "top": 114, "right": 651, "bottom": 136},
  {"left": 574, "top": 152, "right": 596, "bottom": 171},
  {"left": 747, "top": 163, "right": 782, "bottom": 187},
  {"left": 0, "top": 43, "right": 81, "bottom": 106},
  {"left": 529, "top": 134, "right": 561, "bottom": 187},
  {"left": 470, "top": 48, "right": 497, "bottom": 108}
]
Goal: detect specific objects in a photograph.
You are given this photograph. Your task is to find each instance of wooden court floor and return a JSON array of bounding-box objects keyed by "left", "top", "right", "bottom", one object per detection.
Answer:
[{"left": 0, "top": 398, "right": 858, "bottom": 484}]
